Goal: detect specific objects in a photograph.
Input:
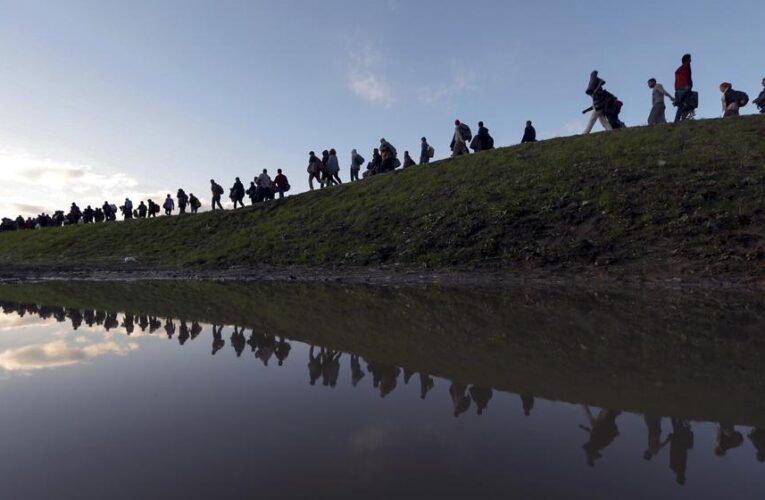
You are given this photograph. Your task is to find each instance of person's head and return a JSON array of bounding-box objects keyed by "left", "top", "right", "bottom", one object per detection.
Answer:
[
  {"left": 210, "top": 179, "right": 215, "bottom": 184},
  {"left": 720, "top": 82, "right": 732, "bottom": 93},
  {"left": 421, "top": 136, "right": 427, "bottom": 142},
  {"left": 761, "top": 77, "right": 765, "bottom": 87},
  {"left": 277, "top": 168, "right": 282, "bottom": 174},
  {"left": 236, "top": 176, "right": 240, "bottom": 181},
  {"left": 478, "top": 121, "right": 484, "bottom": 127},
  {"left": 682, "top": 53, "right": 691, "bottom": 64},
  {"left": 262, "top": 168, "right": 267, "bottom": 174},
  {"left": 351, "top": 148, "right": 357, "bottom": 155},
  {"left": 166, "top": 193, "right": 170, "bottom": 197},
  {"left": 309, "top": 150, "right": 315, "bottom": 156},
  {"left": 647, "top": 78, "right": 656, "bottom": 88},
  {"left": 454, "top": 119, "right": 460, "bottom": 125},
  {"left": 374, "top": 148, "right": 379, "bottom": 154},
  {"left": 526, "top": 120, "right": 532, "bottom": 126},
  {"left": 330, "top": 148, "right": 336, "bottom": 155},
  {"left": 380, "top": 138, "right": 385, "bottom": 143},
  {"left": 405, "top": 150, "right": 410, "bottom": 156}
]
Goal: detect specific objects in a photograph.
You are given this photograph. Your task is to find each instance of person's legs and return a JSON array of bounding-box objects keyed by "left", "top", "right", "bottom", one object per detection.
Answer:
[
  {"left": 333, "top": 173, "right": 342, "bottom": 184},
  {"left": 724, "top": 103, "right": 740, "bottom": 118},
  {"left": 278, "top": 188, "right": 284, "bottom": 199},
  {"left": 674, "top": 88, "right": 688, "bottom": 123},
  {"left": 583, "top": 110, "right": 601, "bottom": 134},
  {"left": 598, "top": 114, "right": 613, "bottom": 131}
]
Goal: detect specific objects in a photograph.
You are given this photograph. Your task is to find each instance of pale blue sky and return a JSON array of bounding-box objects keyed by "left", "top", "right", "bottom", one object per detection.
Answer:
[{"left": 1, "top": 0, "right": 763, "bottom": 216}]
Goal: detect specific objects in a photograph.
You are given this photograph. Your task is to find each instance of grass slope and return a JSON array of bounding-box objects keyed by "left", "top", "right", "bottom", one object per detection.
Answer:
[{"left": 1, "top": 116, "right": 764, "bottom": 274}]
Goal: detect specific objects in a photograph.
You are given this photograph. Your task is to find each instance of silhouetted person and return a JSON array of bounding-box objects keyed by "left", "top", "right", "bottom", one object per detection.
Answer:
[
  {"left": 211, "top": 325, "right": 225, "bottom": 355},
  {"left": 669, "top": 419, "right": 694, "bottom": 485},
  {"left": 403, "top": 369, "right": 414, "bottom": 385},
  {"left": 580, "top": 406, "right": 621, "bottom": 467},
  {"left": 469, "top": 386, "right": 493, "bottom": 416},
  {"left": 350, "top": 354, "right": 365, "bottom": 387},
  {"left": 253, "top": 332, "right": 276, "bottom": 366},
  {"left": 419, "top": 373, "right": 434, "bottom": 400},
  {"left": 104, "top": 312, "right": 119, "bottom": 331},
  {"left": 402, "top": 151, "right": 416, "bottom": 168},
  {"left": 748, "top": 428, "right": 765, "bottom": 462},
  {"left": 149, "top": 316, "right": 162, "bottom": 333},
  {"left": 210, "top": 179, "right": 224, "bottom": 210},
  {"left": 231, "top": 177, "right": 245, "bottom": 208},
  {"left": 138, "top": 315, "right": 149, "bottom": 332},
  {"left": 307, "top": 151, "right": 323, "bottom": 190},
  {"left": 715, "top": 423, "right": 744, "bottom": 457},
  {"left": 273, "top": 169, "right": 290, "bottom": 199},
  {"left": 122, "top": 314, "right": 134, "bottom": 335},
  {"left": 449, "top": 382, "right": 472, "bottom": 417},
  {"left": 189, "top": 193, "right": 201, "bottom": 214},
  {"left": 137, "top": 201, "right": 147, "bottom": 218},
  {"left": 643, "top": 414, "right": 669, "bottom": 461},
  {"left": 177, "top": 189, "right": 189, "bottom": 214},
  {"left": 420, "top": 137, "right": 433, "bottom": 165},
  {"left": 275, "top": 337, "right": 291, "bottom": 366},
  {"left": 230, "top": 326, "right": 246, "bottom": 357},
  {"left": 68, "top": 309, "right": 83, "bottom": 330},
  {"left": 83, "top": 309, "right": 96, "bottom": 327},
  {"left": 521, "top": 120, "right": 537, "bottom": 143}
]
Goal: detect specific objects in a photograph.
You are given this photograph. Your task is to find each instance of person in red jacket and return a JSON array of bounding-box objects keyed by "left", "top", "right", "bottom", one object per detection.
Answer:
[
  {"left": 673, "top": 53, "right": 693, "bottom": 123},
  {"left": 273, "top": 168, "right": 290, "bottom": 199}
]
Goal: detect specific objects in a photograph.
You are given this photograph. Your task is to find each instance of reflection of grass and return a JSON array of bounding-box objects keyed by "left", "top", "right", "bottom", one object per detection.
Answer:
[
  {"left": 1, "top": 117, "right": 765, "bottom": 275},
  {"left": 2, "top": 280, "right": 765, "bottom": 425}
]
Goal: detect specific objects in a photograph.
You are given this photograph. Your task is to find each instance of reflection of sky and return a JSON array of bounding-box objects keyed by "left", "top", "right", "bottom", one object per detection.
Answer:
[{"left": 0, "top": 311, "right": 138, "bottom": 373}]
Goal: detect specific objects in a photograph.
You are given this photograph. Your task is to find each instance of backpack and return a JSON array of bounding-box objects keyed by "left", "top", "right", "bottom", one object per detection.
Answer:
[
  {"left": 355, "top": 154, "right": 365, "bottom": 166},
  {"left": 732, "top": 90, "right": 749, "bottom": 107},
  {"left": 686, "top": 91, "right": 699, "bottom": 110},
  {"left": 214, "top": 184, "right": 224, "bottom": 196},
  {"left": 458, "top": 123, "right": 472, "bottom": 141},
  {"left": 427, "top": 145, "right": 435, "bottom": 158}
]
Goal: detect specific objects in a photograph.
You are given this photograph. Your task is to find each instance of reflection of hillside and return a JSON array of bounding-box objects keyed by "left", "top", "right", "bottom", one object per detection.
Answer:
[{"left": 1, "top": 281, "right": 765, "bottom": 427}]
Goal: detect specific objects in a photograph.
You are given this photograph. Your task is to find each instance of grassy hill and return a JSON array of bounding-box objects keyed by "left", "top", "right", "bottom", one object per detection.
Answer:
[{"left": 1, "top": 116, "right": 764, "bottom": 278}]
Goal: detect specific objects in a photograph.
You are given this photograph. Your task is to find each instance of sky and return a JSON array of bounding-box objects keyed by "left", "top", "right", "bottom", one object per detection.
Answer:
[{"left": 1, "top": 0, "right": 763, "bottom": 218}]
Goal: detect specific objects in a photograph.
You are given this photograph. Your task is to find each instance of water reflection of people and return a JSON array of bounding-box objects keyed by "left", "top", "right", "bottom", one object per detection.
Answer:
[
  {"left": 275, "top": 337, "right": 291, "bottom": 366},
  {"left": 449, "top": 382, "right": 472, "bottom": 417},
  {"left": 211, "top": 325, "right": 225, "bottom": 355},
  {"left": 138, "top": 315, "right": 149, "bottom": 332},
  {"left": 190, "top": 321, "right": 202, "bottom": 340},
  {"left": 469, "top": 386, "right": 493, "bottom": 416},
  {"left": 521, "top": 395, "right": 535, "bottom": 417},
  {"left": 369, "top": 362, "right": 400, "bottom": 398},
  {"left": 321, "top": 349, "right": 342, "bottom": 388},
  {"left": 308, "top": 346, "right": 322, "bottom": 385},
  {"left": 669, "top": 418, "right": 694, "bottom": 485},
  {"left": 580, "top": 406, "right": 621, "bottom": 467},
  {"left": 748, "top": 428, "right": 765, "bottom": 462},
  {"left": 715, "top": 423, "right": 744, "bottom": 457},
  {"left": 253, "top": 333, "right": 276, "bottom": 366},
  {"left": 230, "top": 327, "right": 246, "bottom": 357},
  {"left": 149, "top": 316, "right": 161, "bottom": 333},
  {"left": 178, "top": 320, "right": 190, "bottom": 345},
  {"left": 350, "top": 355, "right": 365, "bottom": 387},
  {"left": 68, "top": 309, "right": 83, "bottom": 330},
  {"left": 122, "top": 314, "right": 134, "bottom": 335},
  {"left": 419, "top": 373, "right": 434, "bottom": 400},
  {"left": 164, "top": 318, "right": 176, "bottom": 339},
  {"left": 104, "top": 312, "right": 119, "bottom": 331},
  {"left": 84, "top": 309, "right": 96, "bottom": 327},
  {"left": 643, "top": 414, "right": 669, "bottom": 461}
]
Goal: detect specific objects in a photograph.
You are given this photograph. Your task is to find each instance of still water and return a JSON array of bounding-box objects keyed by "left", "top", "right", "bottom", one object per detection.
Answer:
[{"left": 0, "top": 281, "right": 764, "bottom": 499}]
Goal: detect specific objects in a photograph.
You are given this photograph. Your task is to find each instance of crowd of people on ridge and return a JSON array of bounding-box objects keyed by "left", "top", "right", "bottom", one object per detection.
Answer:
[
  {"left": 2, "top": 53, "right": 764, "bottom": 231},
  {"left": 3, "top": 300, "right": 765, "bottom": 484}
]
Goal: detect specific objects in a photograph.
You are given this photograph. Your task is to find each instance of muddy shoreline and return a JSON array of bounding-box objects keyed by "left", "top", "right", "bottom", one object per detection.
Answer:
[{"left": 0, "top": 262, "right": 762, "bottom": 291}]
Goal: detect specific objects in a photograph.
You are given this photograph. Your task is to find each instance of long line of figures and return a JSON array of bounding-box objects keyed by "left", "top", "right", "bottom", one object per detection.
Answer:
[
  {"left": 3, "top": 301, "right": 765, "bottom": 482},
  {"left": 3, "top": 55, "right": 763, "bottom": 233}
]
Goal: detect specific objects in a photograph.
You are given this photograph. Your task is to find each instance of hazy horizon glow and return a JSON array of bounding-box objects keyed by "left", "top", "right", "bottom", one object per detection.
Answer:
[{"left": 1, "top": 0, "right": 763, "bottom": 218}]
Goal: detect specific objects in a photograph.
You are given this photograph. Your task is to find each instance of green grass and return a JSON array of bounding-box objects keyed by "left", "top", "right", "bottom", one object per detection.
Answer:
[{"left": 1, "top": 116, "right": 764, "bottom": 274}]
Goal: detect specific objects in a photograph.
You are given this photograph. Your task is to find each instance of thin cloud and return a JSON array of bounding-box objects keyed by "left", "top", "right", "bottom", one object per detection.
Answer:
[
  {"left": 0, "top": 339, "right": 138, "bottom": 371},
  {"left": 418, "top": 67, "right": 478, "bottom": 105},
  {"left": 347, "top": 45, "right": 392, "bottom": 106}
]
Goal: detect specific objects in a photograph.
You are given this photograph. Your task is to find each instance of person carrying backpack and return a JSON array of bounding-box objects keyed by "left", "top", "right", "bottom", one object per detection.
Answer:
[
  {"left": 350, "top": 149, "right": 364, "bottom": 181},
  {"left": 673, "top": 54, "right": 693, "bottom": 123},
  {"left": 189, "top": 193, "right": 201, "bottom": 214},
  {"left": 307, "top": 151, "right": 323, "bottom": 190},
  {"left": 521, "top": 121, "right": 537, "bottom": 143},
  {"left": 472, "top": 121, "right": 494, "bottom": 152},
  {"left": 420, "top": 137, "right": 434, "bottom": 164},
  {"left": 177, "top": 189, "right": 189, "bottom": 214},
  {"left": 450, "top": 120, "right": 471, "bottom": 156},
  {"left": 720, "top": 82, "right": 748, "bottom": 117},
  {"left": 582, "top": 71, "right": 614, "bottom": 134},
  {"left": 274, "top": 169, "right": 290, "bottom": 199},
  {"left": 326, "top": 149, "right": 342, "bottom": 185},
  {"left": 754, "top": 77, "right": 765, "bottom": 114},
  {"left": 231, "top": 177, "right": 245, "bottom": 208},
  {"left": 137, "top": 201, "right": 147, "bottom": 218},
  {"left": 371, "top": 148, "right": 382, "bottom": 174},
  {"left": 210, "top": 179, "right": 224, "bottom": 210}
]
